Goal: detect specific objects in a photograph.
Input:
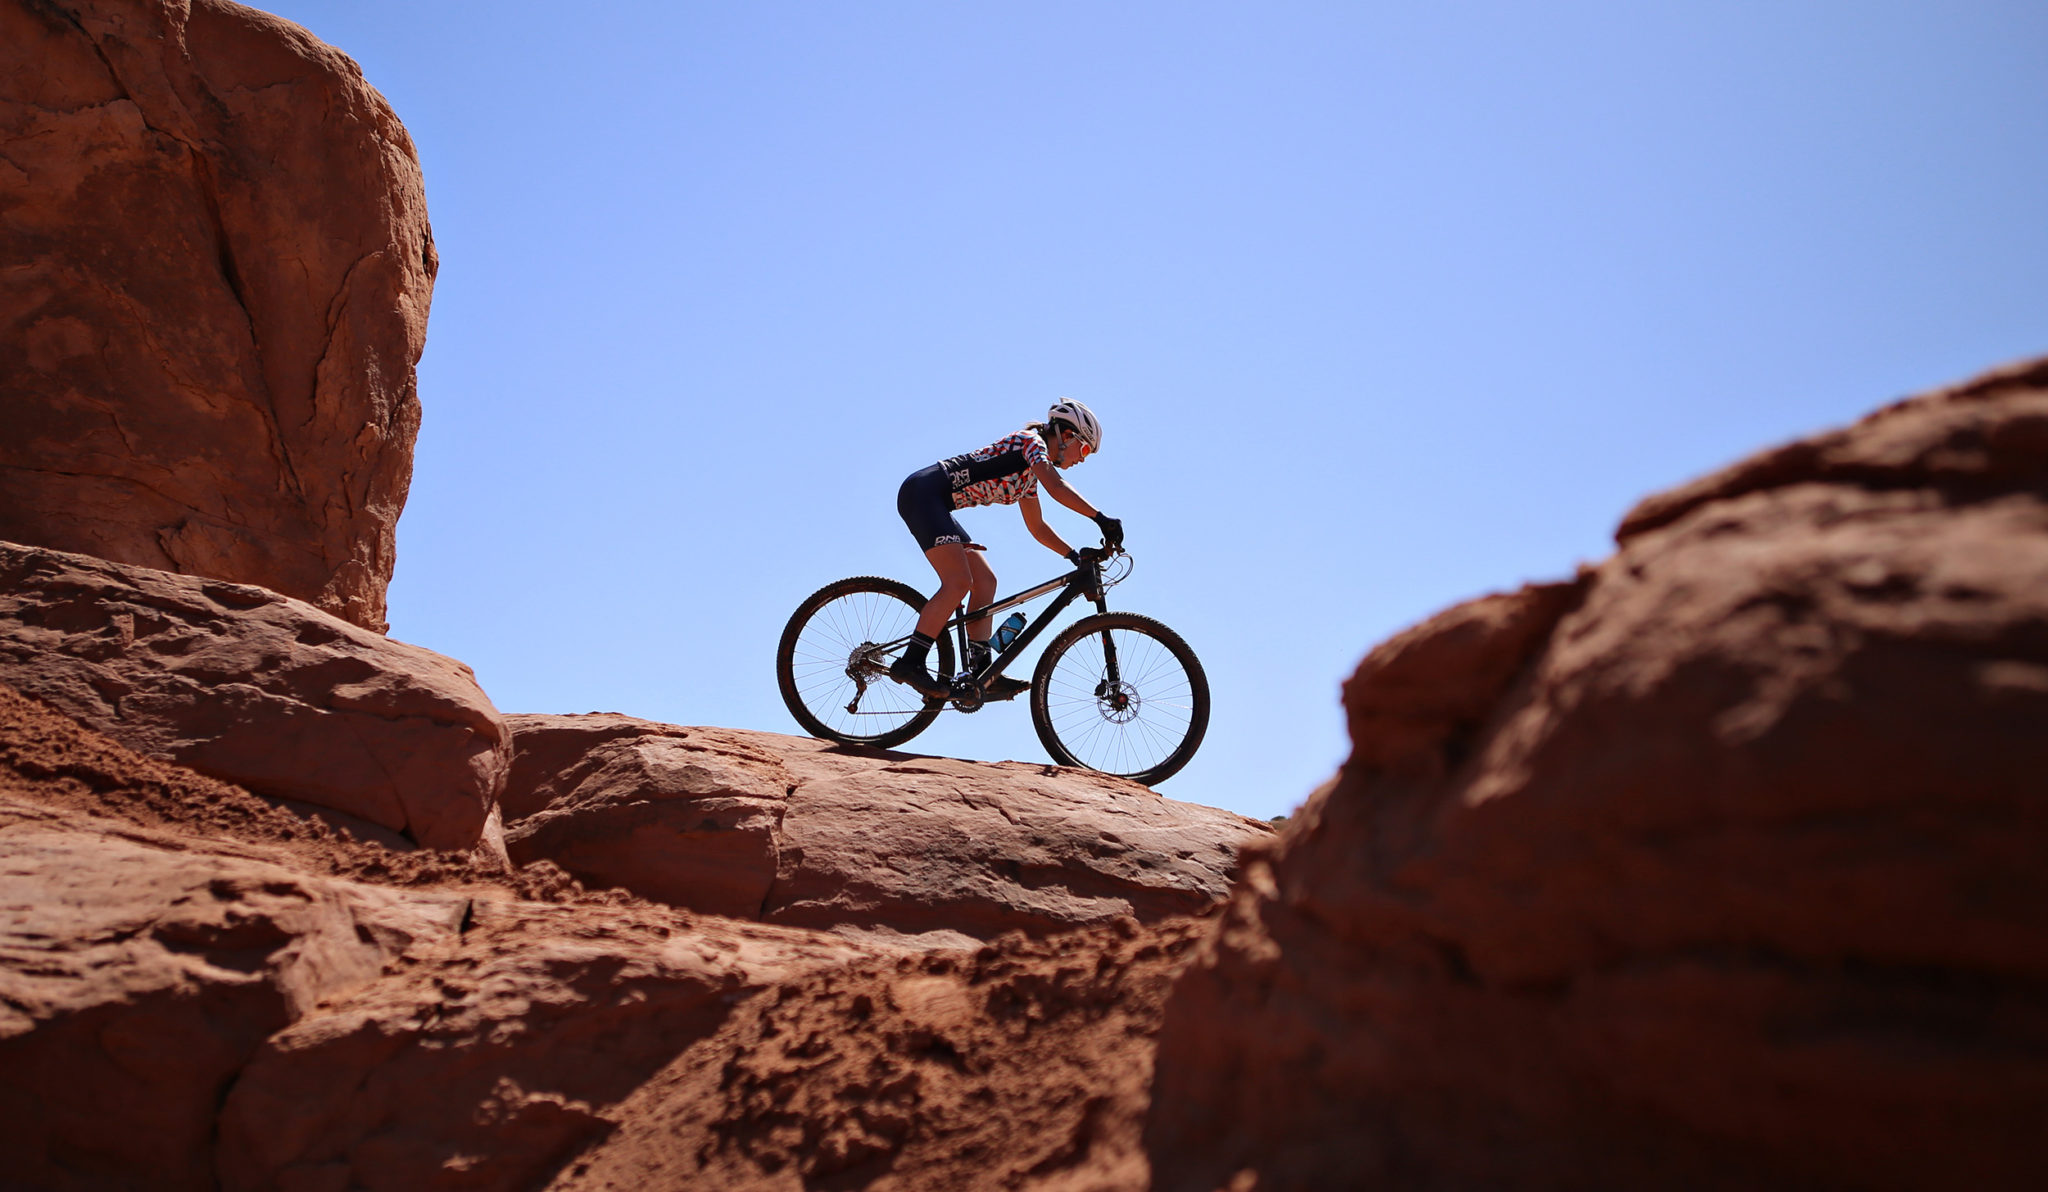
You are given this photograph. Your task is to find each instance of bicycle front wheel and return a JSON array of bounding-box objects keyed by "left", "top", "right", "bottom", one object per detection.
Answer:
[
  {"left": 1030, "top": 612, "right": 1209, "bottom": 785},
  {"left": 777, "top": 576, "right": 954, "bottom": 749}
]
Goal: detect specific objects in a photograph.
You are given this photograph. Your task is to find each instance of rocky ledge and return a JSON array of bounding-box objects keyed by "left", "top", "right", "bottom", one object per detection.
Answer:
[
  {"left": 0, "top": 677, "right": 1248, "bottom": 1191},
  {"left": 1148, "top": 356, "right": 2048, "bottom": 1191},
  {"left": 501, "top": 712, "right": 1268, "bottom": 945}
]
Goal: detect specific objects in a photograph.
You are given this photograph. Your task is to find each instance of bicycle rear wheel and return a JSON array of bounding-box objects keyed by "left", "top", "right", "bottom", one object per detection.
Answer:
[
  {"left": 1030, "top": 612, "right": 1209, "bottom": 785},
  {"left": 777, "top": 576, "right": 954, "bottom": 748}
]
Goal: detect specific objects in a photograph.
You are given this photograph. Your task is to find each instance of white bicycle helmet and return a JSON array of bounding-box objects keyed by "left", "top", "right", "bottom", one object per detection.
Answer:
[{"left": 1046, "top": 398, "right": 1103, "bottom": 452}]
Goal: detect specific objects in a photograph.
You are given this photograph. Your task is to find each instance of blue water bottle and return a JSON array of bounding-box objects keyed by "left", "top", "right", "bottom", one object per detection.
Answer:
[{"left": 994, "top": 612, "right": 1027, "bottom": 651}]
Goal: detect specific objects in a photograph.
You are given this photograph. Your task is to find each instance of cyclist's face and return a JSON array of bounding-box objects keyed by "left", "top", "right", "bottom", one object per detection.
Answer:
[{"left": 1058, "top": 431, "right": 1092, "bottom": 467}]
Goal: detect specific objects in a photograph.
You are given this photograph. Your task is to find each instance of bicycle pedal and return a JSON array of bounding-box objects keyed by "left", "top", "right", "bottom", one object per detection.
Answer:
[{"left": 981, "top": 676, "right": 1031, "bottom": 702}]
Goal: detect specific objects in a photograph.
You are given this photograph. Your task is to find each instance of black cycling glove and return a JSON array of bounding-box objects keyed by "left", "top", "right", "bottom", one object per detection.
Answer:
[{"left": 1092, "top": 513, "right": 1124, "bottom": 548}]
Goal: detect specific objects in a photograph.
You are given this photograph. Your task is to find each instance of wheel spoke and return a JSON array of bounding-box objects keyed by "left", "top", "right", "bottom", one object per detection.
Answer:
[
  {"left": 1031, "top": 617, "right": 1208, "bottom": 783},
  {"left": 778, "top": 578, "right": 947, "bottom": 746}
]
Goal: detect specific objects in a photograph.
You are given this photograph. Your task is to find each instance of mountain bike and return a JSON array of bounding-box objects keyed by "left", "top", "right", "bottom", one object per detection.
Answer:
[{"left": 775, "top": 546, "right": 1209, "bottom": 785}]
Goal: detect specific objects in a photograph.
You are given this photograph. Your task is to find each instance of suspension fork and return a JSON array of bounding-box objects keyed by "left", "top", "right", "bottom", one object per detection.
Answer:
[{"left": 1091, "top": 593, "right": 1124, "bottom": 691}]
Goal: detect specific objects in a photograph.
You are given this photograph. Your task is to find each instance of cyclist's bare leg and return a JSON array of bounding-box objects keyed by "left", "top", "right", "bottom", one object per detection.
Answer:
[
  {"left": 915, "top": 545, "right": 997, "bottom": 638},
  {"left": 964, "top": 549, "right": 996, "bottom": 642},
  {"left": 916, "top": 544, "right": 973, "bottom": 639}
]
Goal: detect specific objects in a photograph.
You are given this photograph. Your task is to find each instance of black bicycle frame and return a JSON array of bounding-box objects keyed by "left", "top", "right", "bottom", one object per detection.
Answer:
[{"left": 892, "top": 559, "right": 1113, "bottom": 686}]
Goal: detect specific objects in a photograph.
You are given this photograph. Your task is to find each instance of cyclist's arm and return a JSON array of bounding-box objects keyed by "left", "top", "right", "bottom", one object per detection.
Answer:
[
  {"left": 1018, "top": 493, "right": 1074, "bottom": 556},
  {"left": 1028, "top": 458, "right": 1098, "bottom": 518}
]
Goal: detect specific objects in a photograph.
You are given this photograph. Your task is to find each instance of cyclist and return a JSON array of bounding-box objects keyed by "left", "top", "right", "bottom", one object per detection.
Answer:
[{"left": 890, "top": 399, "right": 1124, "bottom": 699}]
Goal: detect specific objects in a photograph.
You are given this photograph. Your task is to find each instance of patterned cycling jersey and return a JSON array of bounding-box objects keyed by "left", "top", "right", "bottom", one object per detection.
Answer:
[{"left": 939, "top": 429, "right": 1049, "bottom": 509}]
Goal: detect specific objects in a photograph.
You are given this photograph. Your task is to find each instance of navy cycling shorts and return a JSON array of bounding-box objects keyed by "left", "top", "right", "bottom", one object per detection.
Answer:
[{"left": 898, "top": 464, "right": 972, "bottom": 551}]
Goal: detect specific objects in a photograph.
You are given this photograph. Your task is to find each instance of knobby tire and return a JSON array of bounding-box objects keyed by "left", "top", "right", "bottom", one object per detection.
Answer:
[
  {"left": 1029, "top": 611, "right": 1210, "bottom": 786},
  {"left": 777, "top": 576, "right": 954, "bottom": 749}
]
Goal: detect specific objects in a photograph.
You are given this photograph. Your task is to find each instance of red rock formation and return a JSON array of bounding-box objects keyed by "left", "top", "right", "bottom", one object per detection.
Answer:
[
  {"left": 0, "top": 542, "right": 509, "bottom": 854},
  {"left": 0, "top": 683, "right": 1199, "bottom": 1190},
  {"left": 0, "top": 682, "right": 494, "bottom": 1190},
  {"left": 0, "top": 0, "right": 433, "bottom": 632},
  {"left": 502, "top": 715, "right": 791, "bottom": 919},
  {"left": 501, "top": 712, "right": 682, "bottom": 823},
  {"left": 503, "top": 713, "right": 1272, "bottom": 940},
  {"left": 0, "top": 683, "right": 862, "bottom": 1191},
  {"left": 1146, "top": 357, "right": 2048, "bottom": 1190},
  {"left": 10, "top": 358, "right": 2045, "bottom": 1191},
  {"left": 215, "top": 902, "right": 871, "bottom": 1192},
  {"left": 552, "top": 917, "right": 1207, "bottom": 1191},
  {"left": 0, "top": 821, "right": 472, "bottom": 1192}
]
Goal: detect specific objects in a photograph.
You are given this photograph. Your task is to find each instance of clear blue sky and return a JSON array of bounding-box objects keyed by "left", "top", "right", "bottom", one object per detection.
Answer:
[{"left": 263, "top": 1, "right": 2045, "bottom": 821}]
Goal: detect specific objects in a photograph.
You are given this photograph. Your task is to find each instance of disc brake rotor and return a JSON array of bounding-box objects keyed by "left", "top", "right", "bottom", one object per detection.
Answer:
[{"left": 1094, "top": 678, "right": 1140, "bottom": 723}]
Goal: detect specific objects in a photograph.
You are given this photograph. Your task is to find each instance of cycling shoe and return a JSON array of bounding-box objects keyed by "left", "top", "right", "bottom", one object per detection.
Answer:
[{"left": 889, "top": 654, "right": 951, "bottom": 700}]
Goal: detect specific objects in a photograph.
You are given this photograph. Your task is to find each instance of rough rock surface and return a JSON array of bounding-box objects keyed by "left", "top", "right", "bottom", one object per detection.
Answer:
[
  {"left": 215, "top": 900, "right": 872, "bottom": 1192},
  {"left": 501, "top": 715, "right": 790, "bottom": 920},
  {"left": 0, "top": 685, "right": 863, "bottom": 1191},
  {"left": 502, "top": 713, "right": 1272, "bottom": 941},
  {"left": 0, "top": 813, "right": 472, "bottom": 1192},
  {"left": 0, "top": 681, "right": 508, "bottom": 1190},
  {"left": 550, "top": 917, "right": 1208, "bottom": 1192},
  {"left": 0, "top": 683, "right": 1208, "bottom": 1191},
  {"left": 0, "top": 0, "right": 434, "bottom": 632},
  {"left": 0, "top": 541, "right": 509, "bottom": 854},
  {"left": 1147, "top": 357, "right": 2048, "bottom": 1191}
]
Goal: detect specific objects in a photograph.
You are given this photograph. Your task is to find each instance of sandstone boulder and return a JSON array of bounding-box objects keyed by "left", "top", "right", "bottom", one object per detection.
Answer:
[
  {"left": 767, "top": 741, "right": 1262, "bottom": 942},
  {"left": 503, "top": 716, "right": 791, "bottom": 919},
  {"left": 0, "top": 680, "right": 875, "bottom": 1192},
  {"left": 552, "top": 917, "right": 1208, "bottom": 1192},
  {"left": 0, "top": 541, "right": 509, "bottom": 854},
  {"left": 215, "top": 900, "right": 870, "bottom": 1192},
  {"left": 1148, "top": 358, "right": 2048, "bottom": 1190},
  {"left": 503, "top": 714, "right": 1270, "bottom": 942},
  {"left": 500, "top": 712, "right": 686, "bottom": 823},
  {"left": 0, "top": 0, "right": 434, "bottom": 632},
  {"left": 0, "top": 805, "right": 472, "bottom": 1192}
]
